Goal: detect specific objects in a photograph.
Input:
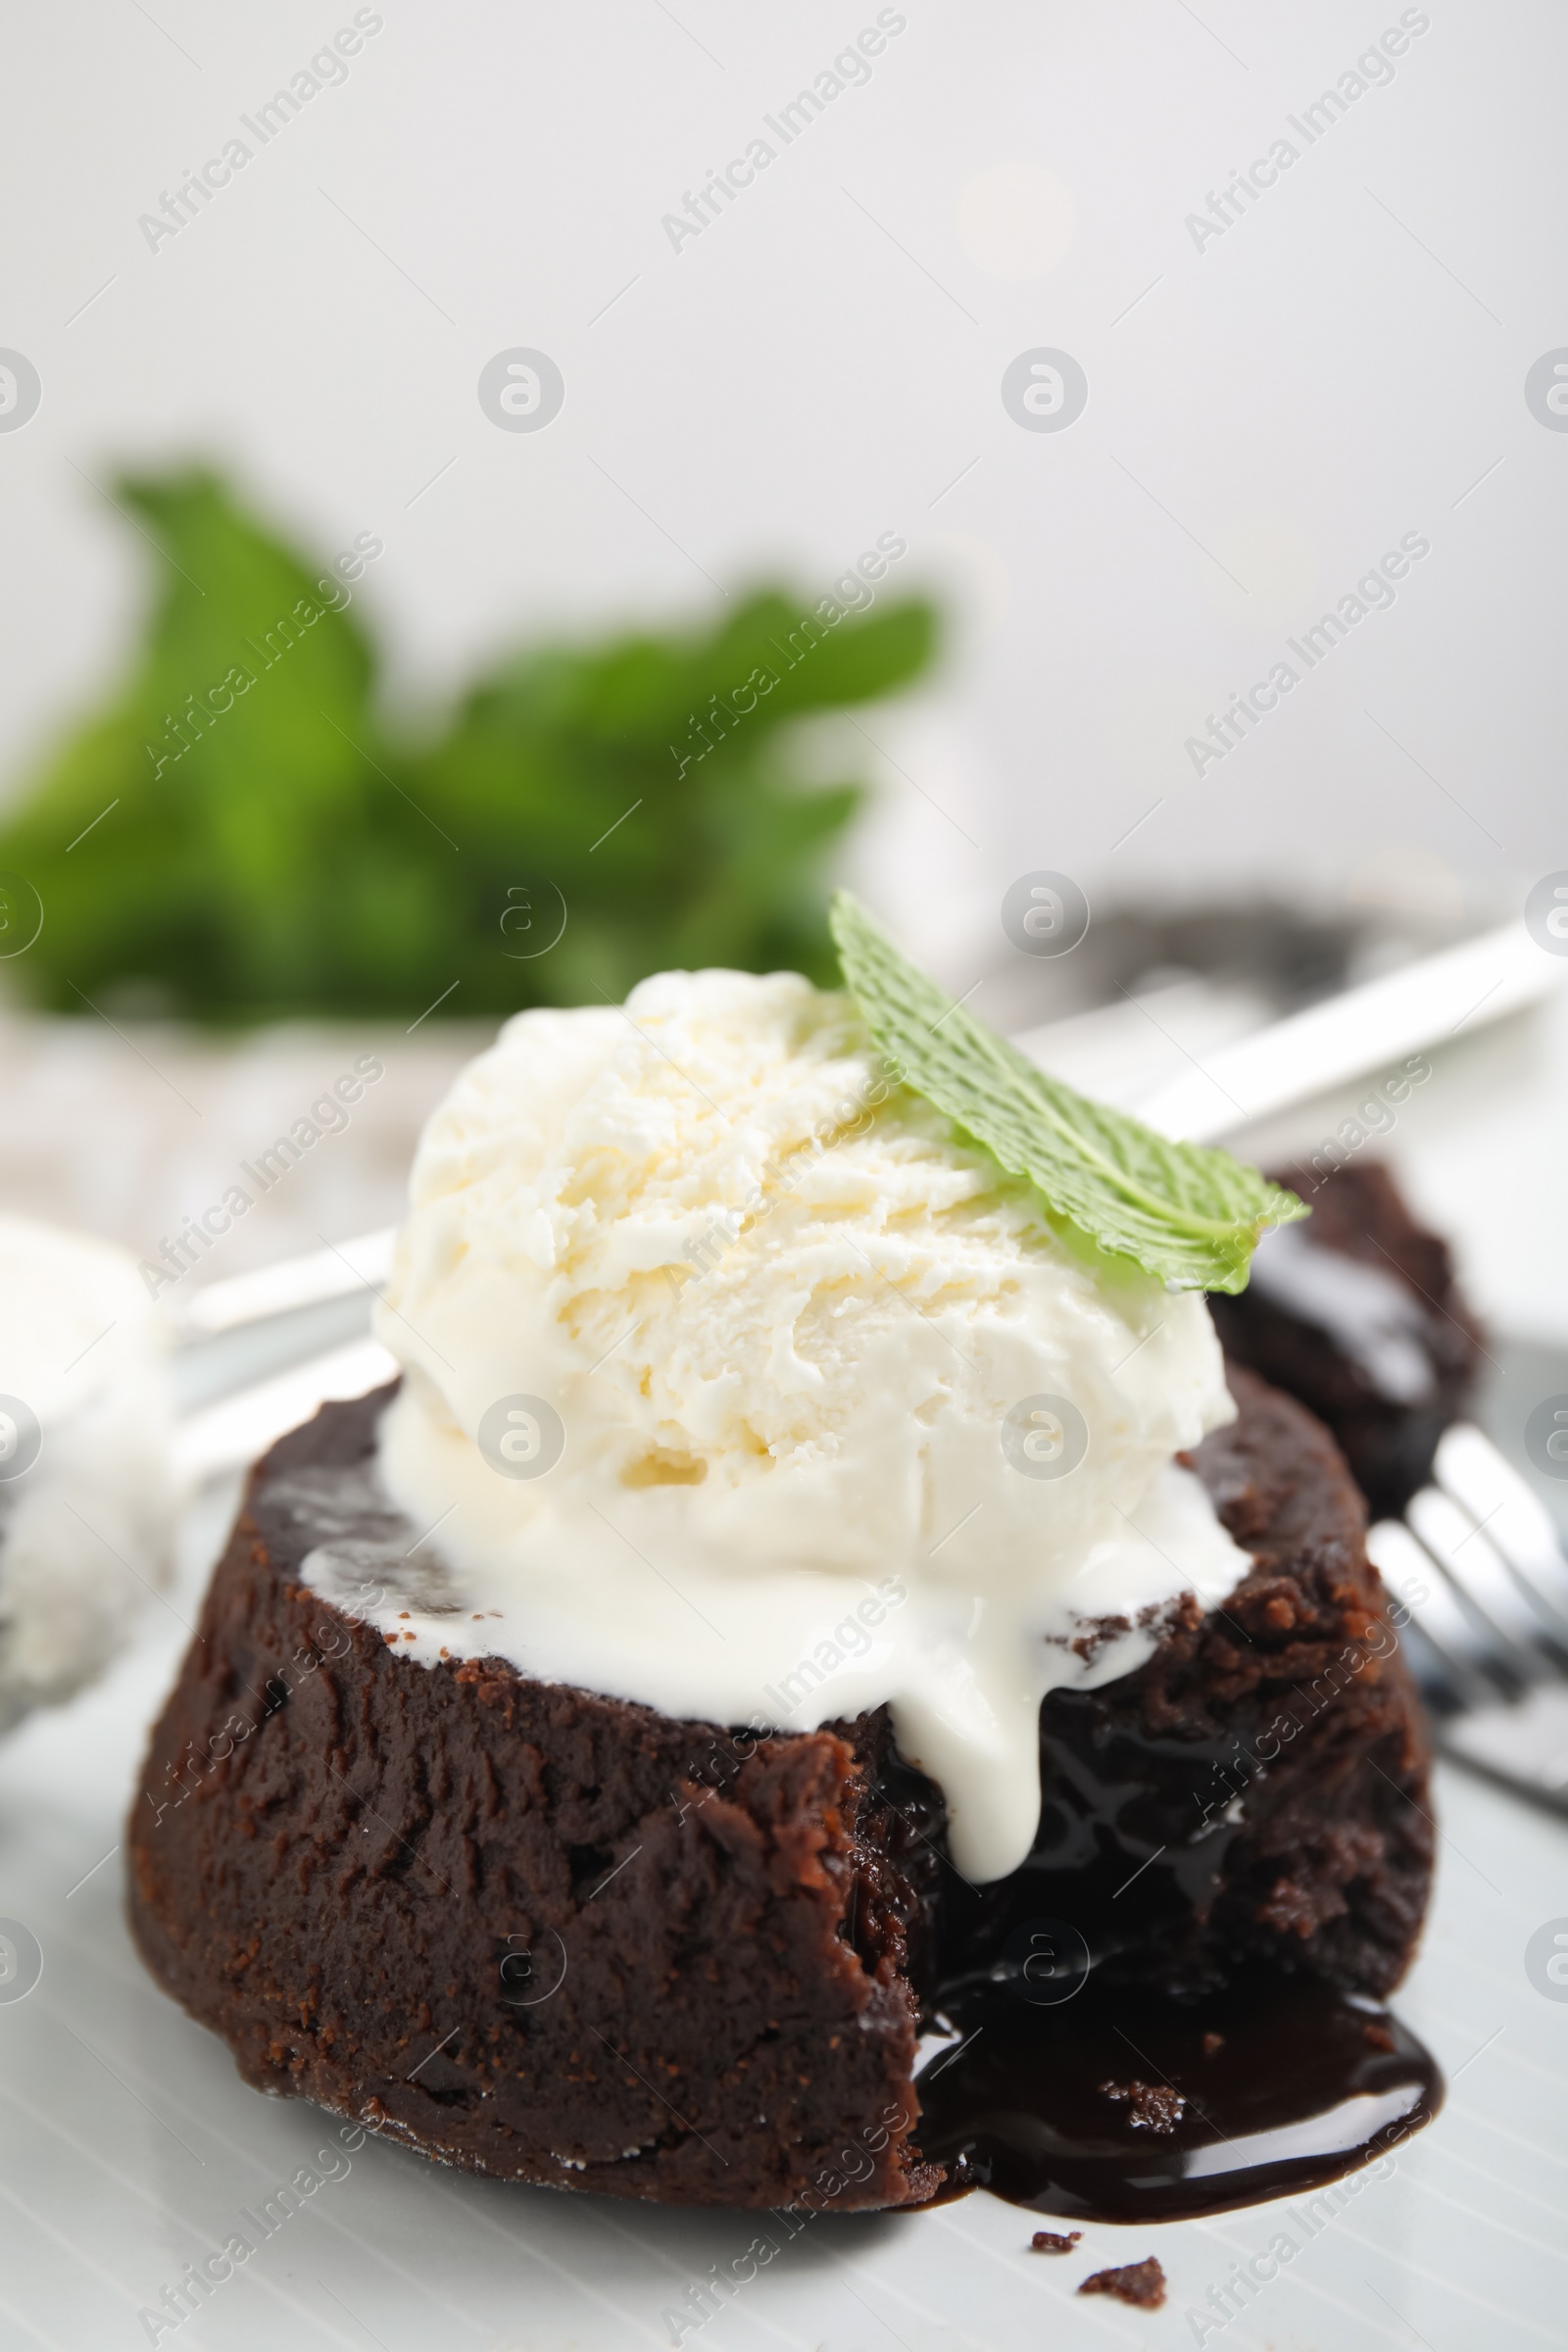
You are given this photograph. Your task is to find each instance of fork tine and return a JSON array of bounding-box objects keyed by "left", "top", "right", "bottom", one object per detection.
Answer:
[
  {"left": 1405, "top": 1487, "right": 1562, "bottom": 1676},
  {"left": 1366, "top": 1518, "right": 1505, "bottom": 1706},
  {"left": 1433, "top": 1423, "right": 1568, "bottom": 1635}
]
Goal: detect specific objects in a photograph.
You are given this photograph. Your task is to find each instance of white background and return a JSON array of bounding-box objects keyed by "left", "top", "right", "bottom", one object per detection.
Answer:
[{"left": 1, "top": 0, "right": 1564, "bottom": 943}]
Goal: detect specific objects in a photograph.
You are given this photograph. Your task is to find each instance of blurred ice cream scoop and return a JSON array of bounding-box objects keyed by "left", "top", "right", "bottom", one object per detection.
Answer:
[{"left": 0, "top": 1215, "right": 175, "bottom": 1733}]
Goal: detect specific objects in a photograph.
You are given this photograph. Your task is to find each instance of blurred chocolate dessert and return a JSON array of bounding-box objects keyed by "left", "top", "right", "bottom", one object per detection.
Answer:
[{"left": 1210, "top": 1159, "right": 1484, "bottom": 1521}]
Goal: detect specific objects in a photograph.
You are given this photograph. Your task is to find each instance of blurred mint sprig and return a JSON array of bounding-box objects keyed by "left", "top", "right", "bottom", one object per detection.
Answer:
[{"left": 0, "top": 468, "right": 937, "bottom": 1021}]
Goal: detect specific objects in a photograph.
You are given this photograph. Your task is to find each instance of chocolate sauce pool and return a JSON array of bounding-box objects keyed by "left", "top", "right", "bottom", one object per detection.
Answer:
[{"left": 913, "top": 1966, "right": 1442, "bottom": 2223}]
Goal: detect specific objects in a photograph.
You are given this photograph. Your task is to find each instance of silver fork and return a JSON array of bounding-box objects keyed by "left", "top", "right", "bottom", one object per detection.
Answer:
[
  {"left": 1366, "top": 1425, "right": 1568, "bottom": 1819},
  {"left": 1099, "top": 917, "right": 1568, "bottom": 1822}
]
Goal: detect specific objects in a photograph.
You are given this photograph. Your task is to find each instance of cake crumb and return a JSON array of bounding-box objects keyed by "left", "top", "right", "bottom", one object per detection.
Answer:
[
  {"left": 1099, "top": 2078, "right": 1187, "bottom": 2134},
  {"left": 1362, "top": 2021, "right": 1396, "bottom": 2051},
  {"left": 1030, "top": 2229, "right": 1082, "bottom": 2253},
  {"left": 1202, "top": 2032, "right": 1225, "bottom": 2055},
  {"left": 1079, "top": 2256, "right": 1166, "bottom": 2309}
]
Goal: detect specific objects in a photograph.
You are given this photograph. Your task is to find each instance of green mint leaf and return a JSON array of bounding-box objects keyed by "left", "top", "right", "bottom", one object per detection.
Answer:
[{"left": 829, "top": 892, "right": 1304, "bottom": 1294}]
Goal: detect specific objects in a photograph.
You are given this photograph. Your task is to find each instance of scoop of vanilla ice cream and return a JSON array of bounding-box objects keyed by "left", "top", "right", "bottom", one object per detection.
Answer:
[
  {"left": 369, "top": 968, "right": 1247, "bottom": 1880},
  {"left": 0, "top": 1216, "right": 175, "bottom": 1733}
]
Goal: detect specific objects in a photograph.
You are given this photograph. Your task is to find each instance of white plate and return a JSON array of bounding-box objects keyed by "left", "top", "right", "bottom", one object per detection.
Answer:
[{"left": 1, "top": 1463, "right": 1565, "bottom": 2352}]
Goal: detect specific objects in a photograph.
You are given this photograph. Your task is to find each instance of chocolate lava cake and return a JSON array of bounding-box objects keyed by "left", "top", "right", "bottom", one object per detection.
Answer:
[
  {"left": 1210, "top": 1159, "right": 1484, "bottom": 1520},
  {"left": 128, "top": 1363, "right": 1430, "bottom": 2211}
]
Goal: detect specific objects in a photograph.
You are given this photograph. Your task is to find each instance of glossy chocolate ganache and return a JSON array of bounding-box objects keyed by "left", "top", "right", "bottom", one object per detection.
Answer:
[
  {"left": 915, "top": 1967, "right": 1439, "bottom": 2224},
  {"left": 899, "top": 1351, "right": 1445, "bottom": 2220}
]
